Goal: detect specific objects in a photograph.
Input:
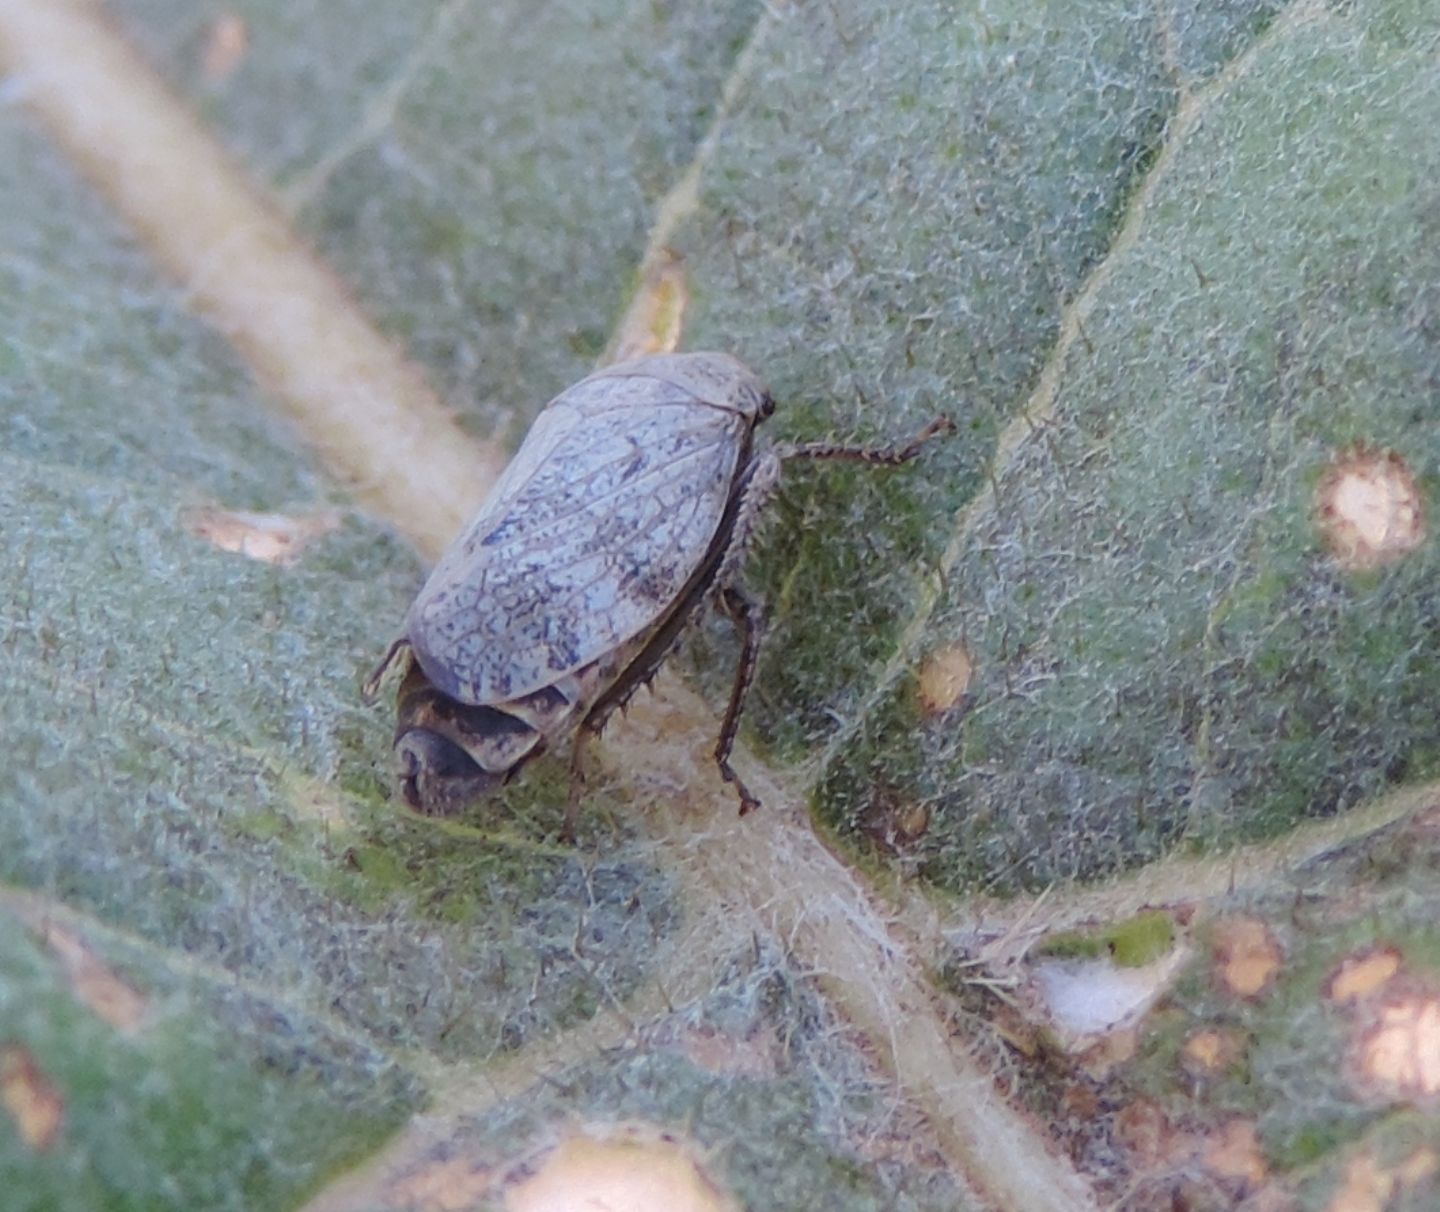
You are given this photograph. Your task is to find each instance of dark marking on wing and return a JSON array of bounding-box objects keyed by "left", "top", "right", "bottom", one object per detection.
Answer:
[{"left": 407, "top": 374, "right": 749, "bottom": 705}]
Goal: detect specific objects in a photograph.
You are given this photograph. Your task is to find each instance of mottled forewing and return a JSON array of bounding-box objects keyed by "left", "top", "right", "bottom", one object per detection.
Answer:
[{"left": 407, "top": 374, "right": 745, "bottom": 704}]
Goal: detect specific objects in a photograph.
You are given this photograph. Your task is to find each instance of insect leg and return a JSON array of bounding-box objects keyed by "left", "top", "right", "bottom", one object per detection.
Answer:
[
  {"left": 701, "top": 413, "right": 953, "bottom": 815},
  {"left": 714, "top": 583, "right": 766, "bottom": 815},
  {"left": 775, "top": 415, "right": 955, "bottom": 467},
  {"left": 561, "top": 726, "right": 596, "bottom": 844}
]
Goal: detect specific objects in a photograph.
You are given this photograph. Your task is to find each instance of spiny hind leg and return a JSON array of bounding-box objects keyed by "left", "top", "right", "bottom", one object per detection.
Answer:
[
  {"left": 701, "top": 415, "right": 954, "bottom": 813},
  {"left": 715, "top": 583, "right": 766, "bottom": 815},
  {"left": 561, "top": 723, "right": 601, "bottom": 845}
]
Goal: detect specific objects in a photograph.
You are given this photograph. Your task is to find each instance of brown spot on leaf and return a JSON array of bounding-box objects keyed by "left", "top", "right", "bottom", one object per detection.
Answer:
[
  {"left": 1326, "top": 947, "right": 1403, "bottom": 1006},
  {"left": 200, "top": 12, "right": 249, "bottom": 84},
  {"left": 1076, "top": 1024, "right": 1141, "bottom": 1078},
  {"left": 857, "top": 786, "right": 931, "bottom": 855},
  {"left": 43, "top": 925, "right": 147, "bottom": 1032},
  {"left": 1204, "top": 1118, "right": 1267, "bottom": 1189},
  {"left": 185, "top": 506, "right": 341, "bottom": 564},
  {"left": 916, "top": 643, "right": 973, "bottom": 715},
  {"left": 1350, "top": 990, "right": 1440, "bottom": 1103},
  {"left": 1212, "top": 916, "right": 1282, "bottom": 1000},
  {"left": 896, "top": 800, "right": 931, "bottom": 841},
  {"left": 1061, "top": 1081, "right": 1100, "bottom": 1120},
  {"left": 1114, "top": 1098, "right": 1175, "bottom": 1168},
  {"left": 1315, "top": 444, "right": 1425, "bottom": 572},
  {"left": 0, "top": 1046, "right": 64, "bottom": 1151}
]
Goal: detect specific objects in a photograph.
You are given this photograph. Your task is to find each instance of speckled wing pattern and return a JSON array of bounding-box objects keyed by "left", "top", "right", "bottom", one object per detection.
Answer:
[{"left": 406, "top": 370, "right": 748, "bottom": 705}]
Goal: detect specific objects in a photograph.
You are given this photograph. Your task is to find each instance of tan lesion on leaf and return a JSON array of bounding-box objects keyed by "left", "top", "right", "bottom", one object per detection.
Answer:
[
  {"left": 915, "top": 642, "right": 973, "bottom": 715},
  {"left": 503, "top": 1126, "right": 738, "bottom": 1212},
  {"left": 1114, "top": 1101, "right": 1279, "bottom": 1204},
  {"left": 1181, "top": 1027, "right": 1244, "bottom": 1077},
  {"left": 1349, "top": 988, "right": 1440, "bottom": 1103},
  {"left": 1211, "top": 916, "right": 1282, "bottom": 1000},
  {"left": 0, "top": 1046, "right": 65, "bottom": 1152},
  {"left": 184, "top": 506, "right": 343, "bottom": 565},
  {"left": 380, "top": 1123, "right": 740, "bottom": 1212},
  {"left": 42, "top": 923, "right": 148, "bottom": 1033},
  {"left": 1114, "top": 1097, "right": 1177, "bottom": 1169},
  {"left": 199, "top": 12, "right": 248, "bottom": 85},
  {"left": 1326, "top": 947, "right": 1403, "bottom": 1007},
  {"left": 1203, "top": 1117, "right": 1268, "bottom": 1189},
  {"left": 1315, "top": 444, "right": 1426, "bottom": 573}
]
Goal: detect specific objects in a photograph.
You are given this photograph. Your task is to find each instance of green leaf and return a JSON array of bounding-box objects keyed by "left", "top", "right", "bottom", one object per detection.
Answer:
[{"left": 6, "top": 0, "right": 1440, "bottom": 1207}]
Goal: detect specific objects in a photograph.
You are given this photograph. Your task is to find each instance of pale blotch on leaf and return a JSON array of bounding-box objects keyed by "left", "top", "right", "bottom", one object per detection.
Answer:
[
  {"left": 915, "top": 642, "right": 973, "bottom": 716},
  {"left": 1030, "top": 945, "right": 1188, "bottom": 1046},
  {"left": 1350, "top": 991, "right": 1440, "bottom": 1103},
  {"left": 1325, "top": 947, "right": 1403, "bottom": 1007},
  {"left": 42, "top": 923, "right": 147, "bottom": 1033},
  {"left": 185, "top": 506, "right": 341, "bottom": 565},
  {"left": 1315, "top": 444, "right": 1426, "bottom": 572},
  {"left": 503, "top": 1125, "right": 739, "bottom": 1212},
  {"left": 200, "top": 12, "right": 249, "bottom": 85},
  {"left": 1202, "top": 1118, "right": 1267, "bottom": 1190},
  {"left": 281, "top": 771, "right": 355, "bottom": 832},
  {"left": 0, "top": 1046, "right": 64, "bottom": 1152},
  {"left": 1211, "top": 916, "right": 1282, "bottom": 1000}
]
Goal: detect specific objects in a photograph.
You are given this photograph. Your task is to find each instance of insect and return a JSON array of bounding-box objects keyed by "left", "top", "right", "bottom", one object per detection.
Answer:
[{"left": 365, "top": 352, "right": 952, "bottom": 837}]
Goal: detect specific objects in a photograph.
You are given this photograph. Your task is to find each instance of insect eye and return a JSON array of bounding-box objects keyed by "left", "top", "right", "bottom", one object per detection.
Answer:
[{"left": 759, "top": 393, "right": 776, "bottom": 420}]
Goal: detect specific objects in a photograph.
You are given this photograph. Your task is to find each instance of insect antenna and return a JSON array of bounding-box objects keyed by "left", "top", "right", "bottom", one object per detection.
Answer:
[{"left": 774, "top": 415, "right": 955, "bottom": 466}]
